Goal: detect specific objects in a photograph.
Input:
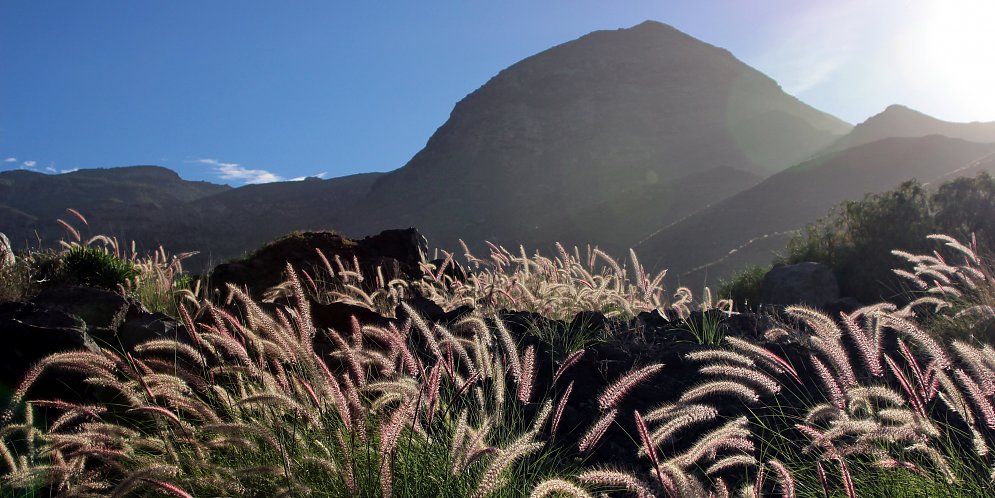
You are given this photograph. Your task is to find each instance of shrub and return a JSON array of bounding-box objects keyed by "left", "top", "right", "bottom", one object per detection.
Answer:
[
  {"left": 0, "top": 254, "right": 35, "bottom": 303},
  {"left": 934, "top": 172, "right": 995, "bottom": 243},
  {"left": 782, "top": 173, "right": 995, "bottom": 304},
  {"left": 0, "top": 249, "right": 61, "bottom": 303},
  {"left": 59, "top": 244, "right": 139, "bottom": 290},
  {"left": 122, "top": 246, "right": 199, "bottom": 316},
  {"left": 718, "top": 263, "right": 769, "bottom": 311}
]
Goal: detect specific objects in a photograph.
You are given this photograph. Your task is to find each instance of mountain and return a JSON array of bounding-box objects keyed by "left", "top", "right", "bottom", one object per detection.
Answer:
[
  {"left": 333, "top": 20, "right": 851, "bottom": 252},
  {"left": 1, "top": 21, "right": 856, "bottom": 269},
  {"left": 0, "top": 166, "right": 229, "bottom": 250},
  {"left": 820, "top": 104, "right": 995, "bottom": 155},
  {"left": 166, "top": 172, "right": 385, "bottom": 263},
  {"left": 519, "top": 166, "right": 763, "bottom": 256},
  {"left": 635, "top": 135, "right": 995, "bottom": 286}
]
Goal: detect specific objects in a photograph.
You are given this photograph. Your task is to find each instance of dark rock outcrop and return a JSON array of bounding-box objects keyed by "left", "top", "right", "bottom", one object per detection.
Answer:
[
  {"left": 0, "top": 299, "right": 99, "bottom": 407},
  {"left": 0, "top": 286, "right": 189, "bottom": 407},
  {"left": 209, "top": 228, "right": 428, "bottom": 300},
  {"left": 28, "top": 286, "right": 190, "bottom": 350}
]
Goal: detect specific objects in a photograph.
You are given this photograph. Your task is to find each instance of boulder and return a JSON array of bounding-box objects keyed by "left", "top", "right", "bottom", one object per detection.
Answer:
[
  {"left": 395, "top": 296, "right": 446, "bottom": 323},
  {"left": 823, "top": 296, "right": 864, "bottom": 317},
  {"left": 0, "top": 299, "right": 100, "bottom": 406},
  {"left": 0, "top": 285, "right": 193, "bottom": 407},
  {"left": 428, "top": 257, "right": 467, "bottom": 284},
  {"left": 311, "top": 299, "right": 390, "bottom": 335},
  {"left": 759, "top": 262, "right": 839, "bottom": 308},
  {"left": 0, "top": 232, "right": 13, "bottom": 268},
  {"left": 30, "top": 286, "right": 190, "bottom": 351},
  {"left": 210, "top": 228, "right": 428, "bottom": 300}
]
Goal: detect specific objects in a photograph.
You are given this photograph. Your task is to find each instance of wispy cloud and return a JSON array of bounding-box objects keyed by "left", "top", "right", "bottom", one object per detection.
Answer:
[
  {"left": 3, "top": 157, "right": 16, "bottom": 163},
  {"left": 45, "top": 166, "right": 57, "bottom": 173},
  {"left": 22, "top": 160, "right": 37, "bottom": 169},
  {"left": 60, "top": 168, "right": 79, "bottom": 174},
  {"left": 751, "top": 1, "right": 874, "bottom": 96},
  {"left": 196, "top": 158, "right": 284, "bottom": 184}
]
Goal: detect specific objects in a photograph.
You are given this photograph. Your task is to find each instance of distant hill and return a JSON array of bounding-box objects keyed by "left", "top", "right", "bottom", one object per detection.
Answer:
[
  {"left": 0, "top": 20, "right": 890, "bottom": 273},
  {"left": 635, "top": 135, "right": 995, "bottom": 286},
  {"left": 519, "top": 166, "right": 763, "bottom": 256},
  {"left": 167, "top": 172, "right": 385, "bottom": 264},
  {"left": 820, "top": 104, "right": 995, "bottom": 155},
  {"left": 0, "top": 166, "right": 229, "bottom": 250},
  {"left": 334, "top": 20, "right": 851, "bottom": 252}
]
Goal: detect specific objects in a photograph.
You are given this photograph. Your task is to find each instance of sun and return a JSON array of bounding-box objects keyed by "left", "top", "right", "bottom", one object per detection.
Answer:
[{"left": 896, "top": 0, "right": 995, "bottom": 121}]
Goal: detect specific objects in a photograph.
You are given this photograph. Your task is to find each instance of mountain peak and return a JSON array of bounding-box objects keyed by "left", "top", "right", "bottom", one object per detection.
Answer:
[
  {"left": 352, "top": 22, "right": 851, "bottom": 252},
  {"left": 608, "top": 20, "right": 720, "bottom": 52},
  {"left": 883, "top": 103, "right": 915, "bottom": 112},
  {"left": 854, "top": 104, "right": 940, "bottom": 131},
  {"left": 64, "top": 165, "right": 182, "bottom": 181},
  {"left": 632, "top": 19, "right": 668, "bottom": 28},
  {"left": 823, "top": 104, "right": 995, "bottom": 154},
  {"left": 868, "top": 104, "right": 932, "bottom": 122},
  {"left": 625, "top": 19, "right": 683, "bottom": 34}
]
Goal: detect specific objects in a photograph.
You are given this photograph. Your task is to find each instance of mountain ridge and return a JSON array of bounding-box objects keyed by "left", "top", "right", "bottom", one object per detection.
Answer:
[
  {"left": 13, "top": 21, "right": 995, "bottom": 280},
  {"left": 338, "top": 20, "right": 851, "bottom": 252},
  {"left": 635, "top": 134, "right": 995, "bottom": 286},
  {"left": 820, "top": 104, "right": 995, "bottom": 155}
]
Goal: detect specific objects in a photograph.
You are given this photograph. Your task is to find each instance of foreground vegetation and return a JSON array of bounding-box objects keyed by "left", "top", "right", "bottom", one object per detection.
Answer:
[
  {"left": 2, "top": 211, "right": 995, "bottom": 496},
  {"left": 720, "top": 172, "right": 995, "bottom": 310}
]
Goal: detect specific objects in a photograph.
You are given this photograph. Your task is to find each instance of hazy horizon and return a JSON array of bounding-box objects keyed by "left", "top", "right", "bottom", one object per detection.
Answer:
[{"left": 2, "top": 0, "right": 993, "bottom": 185}]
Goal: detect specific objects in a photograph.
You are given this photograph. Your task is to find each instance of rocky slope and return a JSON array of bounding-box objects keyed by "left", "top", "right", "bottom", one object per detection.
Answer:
[
  {"left": 163, "top": 172, "right": 385, "bottom": 265},
  {"left": 0, "top": 166, "right": 229, "bottom": 251},
  {"left": 820, "top": 104, "right": 995, "bottom": 155},
  {"left": 0, "top": 21, "right": 853, "bottom": 268},
  {"left": 519, "top": 165, "right": 763, "bottom": 256},
  {"left": 635, "top": 135, "right": 995, "bottom": 286},
  {"left": 339, "top": 20, "right": 851, "bottom": 252}
]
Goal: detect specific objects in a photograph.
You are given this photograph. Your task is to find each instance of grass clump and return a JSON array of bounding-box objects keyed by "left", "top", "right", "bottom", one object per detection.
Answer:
[
  {"left": 678, "top": 309, "right": 726, "bottom": 346},
  {"left": 7, "top": 219, "right": 995, "bottom": 496},
  {"left": 58, "top": 244, "right": 139, "bottom": 290},
  {"left": 269, "top": 240, "right": 722, "bottom": 324},
  {"left": 0, "top": 210, "right": 201, "bottom": 316},
  {"left": 0, "top": 266, "right": 591, "bottom": 497}
]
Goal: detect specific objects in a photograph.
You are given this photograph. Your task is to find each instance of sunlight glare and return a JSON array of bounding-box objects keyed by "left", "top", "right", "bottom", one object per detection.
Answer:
[{"left": 897, "top": 0, "right": 995, "bottom": 121}]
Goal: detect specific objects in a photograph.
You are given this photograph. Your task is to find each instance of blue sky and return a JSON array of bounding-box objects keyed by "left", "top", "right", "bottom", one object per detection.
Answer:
[{"left": 2, "top": 0, "right": 993, "bottom": 185}]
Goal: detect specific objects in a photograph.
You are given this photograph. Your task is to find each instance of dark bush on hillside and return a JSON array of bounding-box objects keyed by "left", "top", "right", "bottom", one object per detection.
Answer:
[
  {"left": 0, "top": 249, "right": 62, "bottom": 303},
  {"left": 934, "top": 173, "right": 995, "bottom": 242},
  {"left": 60, "top": 245, "right": 139, "bottom": 290},
  {"left": 0, "top": 258, "right": 32, "bottom": 303},
  {"left": 718, "top": 263, "right": 769, "bottom": 311},
  {"left": 781, "top": 172, "right": 995, "bottom": 303}
]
